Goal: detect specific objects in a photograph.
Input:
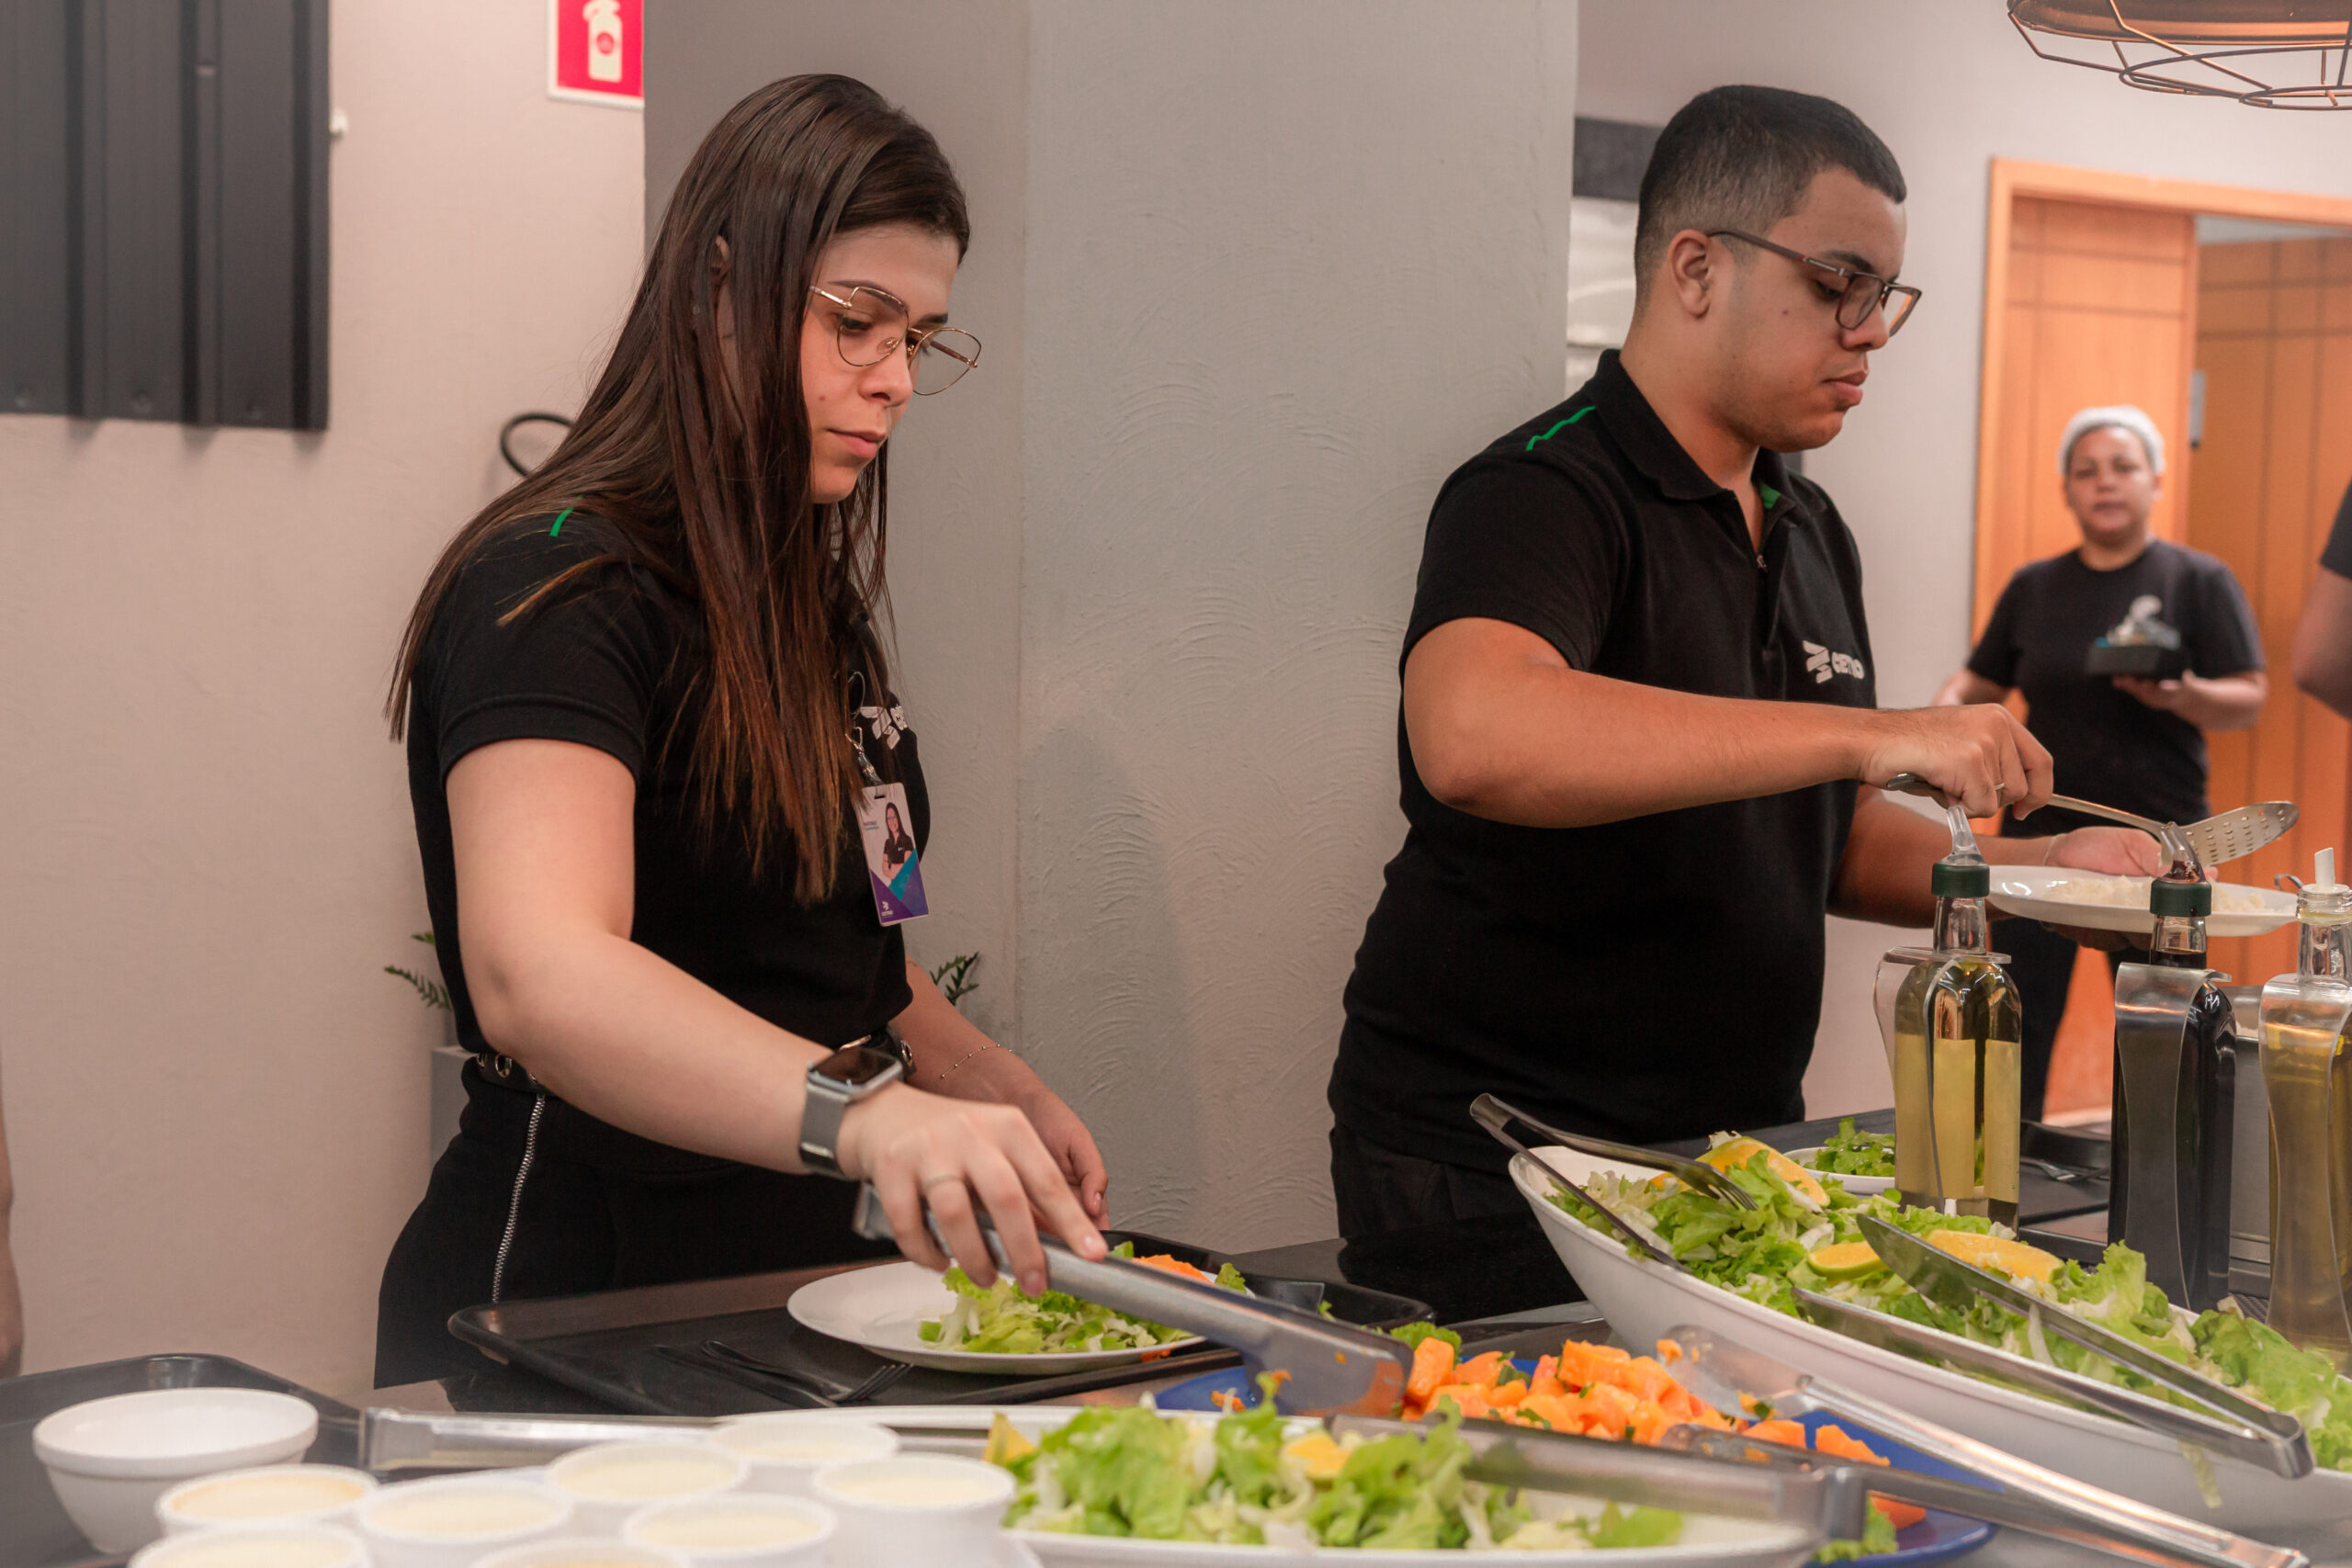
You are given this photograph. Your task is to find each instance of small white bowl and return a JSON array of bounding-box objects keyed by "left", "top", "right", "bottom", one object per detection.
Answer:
[
  {"left": 130, "top": 1523, "right": 368, "bottom": 1568},
  {"left": 707, "top": 1414, "right": 898, "bottom": 1496},
  {"left": 544, "top": 1440, "right": 750, "bottom": 1534},
  {"left": 477, "top": 1540, "right": 687, "bottom": 1568},
  {"left": 1783, "top": 1147, "right": 1898, "bottom": 1197},
  {"left": 811, "top": 1454, "right": 1012, "bottom": 1568},
  {"left": 157, "top": 1462, "right": 378, "bottom": 1535},
  {"left": 356, "top": 1473, "right": 571, "bottom": 1568},
  {"left": 34, "top": 1387, "right": 320, "bottom": 1554},
  {"left": 623, "top": 1494, "right": 835, "bottom": 1566}
]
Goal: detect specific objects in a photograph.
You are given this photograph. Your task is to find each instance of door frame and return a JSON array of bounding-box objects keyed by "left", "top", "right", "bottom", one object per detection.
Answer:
[{"left": 1973, "top": 158, "right": 2352, "bottom": 631}]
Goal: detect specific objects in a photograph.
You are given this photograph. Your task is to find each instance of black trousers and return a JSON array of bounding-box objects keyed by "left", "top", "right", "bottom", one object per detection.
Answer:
[
  {"left": 1998, "top": 918, "right": 2126, "bottom": 1123},
  {"left": 375, "top": 1064, "right": 895, "bottom": 1388},
  {"left": 1329, "top": 1122, "right": 1524, "bottom": 1236}
]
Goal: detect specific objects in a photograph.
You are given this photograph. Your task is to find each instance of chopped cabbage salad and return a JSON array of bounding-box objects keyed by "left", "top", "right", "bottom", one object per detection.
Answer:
[
  {"left": 989, "top": 1392, "right": 1683, "bottom": 1551},
  {"left": 1549, "top": 1150, "right": 2352, "bottom": 1470},
  {"left": 920, "top": 1242, "right": 1249, "bottom": 1354}
]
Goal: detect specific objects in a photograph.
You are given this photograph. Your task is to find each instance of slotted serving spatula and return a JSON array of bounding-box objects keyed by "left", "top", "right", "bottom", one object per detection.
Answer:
[{"left": 2044, "top": 795, "right": 2298, "bottom": 871}]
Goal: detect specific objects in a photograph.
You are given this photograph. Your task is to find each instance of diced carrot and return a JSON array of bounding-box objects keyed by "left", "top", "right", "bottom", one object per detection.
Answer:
[
  {"left": 1134, "top": 1254, "right": 1212, "bottom": 1281},
  {"left": 1811, "top": 1424, "right": 1890, "bottom": 1466},
  {"left": 1555, "top": 1338, "right": 1633, "bottom": 1389},
  {"left": 1872, "top": 1496, "right": 1928, "bottom": 1531},
  {"left": 1579, "top": 1382, "right": 1639, "bottom": 1429},
  {"left": 1427, "top": 1384, "right": 1492, "bottom": 1419},
  {"left": 1407, "top": 1336, "right": 1455, "bottom": 1404},
  {"left": 1627, "top": 1405, "right": 1679, "bottom": 1446},
  {"left": 1615, "top": 1357, "right": 1680, "bottom": 1404},
  {"left": 1518, "top": 1392, "right": 1579, "bottom": 1431},
  {"left": 1455, "top": 1350, "right": 1508, "bottom": 1387},
  {"left": 1745, "top": 1418, "right": 1808, "bottom": 1449},
  {"left": 1655, "top": 1338, "right": 1684, "bottom": 1364}
]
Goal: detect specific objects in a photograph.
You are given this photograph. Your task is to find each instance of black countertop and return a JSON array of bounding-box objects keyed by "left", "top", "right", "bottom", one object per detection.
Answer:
[{"left": 407, "top": 1105, "right": 2108, "bottom": 1412}]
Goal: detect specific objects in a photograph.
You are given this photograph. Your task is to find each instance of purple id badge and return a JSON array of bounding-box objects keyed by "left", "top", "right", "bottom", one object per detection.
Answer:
[{"left": 855, "top": 782, "right": 928, "bottom": 926}]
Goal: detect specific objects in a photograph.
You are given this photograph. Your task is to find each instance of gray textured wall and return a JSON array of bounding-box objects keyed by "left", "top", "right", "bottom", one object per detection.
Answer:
[{"left": 649, "top": 1, "right": 1577, "bottom": 1247}]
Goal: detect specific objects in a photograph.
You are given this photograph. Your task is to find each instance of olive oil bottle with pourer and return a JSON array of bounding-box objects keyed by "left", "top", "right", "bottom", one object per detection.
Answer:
[
  {"left": 1878, "top": 803, "right": 2021, "bottom": 1226},
  {"left": 2109, "top": 872, "right": 2236, "bottom": 1313},
  {"left": 2259, "top": 847, "right": 2352, "bottom": 1370}
]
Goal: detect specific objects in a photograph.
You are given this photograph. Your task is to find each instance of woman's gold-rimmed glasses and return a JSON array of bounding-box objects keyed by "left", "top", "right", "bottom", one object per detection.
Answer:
[
  {"left": 1707, "top": 230, "right": 1923, "bottom": 338},
  {"left": 807, "top": 283, "right": 981, "bottom": 395}
]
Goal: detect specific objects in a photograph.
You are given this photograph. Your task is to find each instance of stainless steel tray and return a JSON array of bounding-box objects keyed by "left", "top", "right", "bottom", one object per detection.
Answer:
[
  {"left": 1, "top": 1353, "right": 357, "bottom": 1568},
  {"left": 448, "top": 1230, "right": 1431, "bottom": 1416}
]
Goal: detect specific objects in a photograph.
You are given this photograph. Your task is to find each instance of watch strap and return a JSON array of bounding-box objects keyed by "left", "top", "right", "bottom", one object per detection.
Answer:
[{"left": 799, "top": 1075, "right": 854, "bottom": 1179}]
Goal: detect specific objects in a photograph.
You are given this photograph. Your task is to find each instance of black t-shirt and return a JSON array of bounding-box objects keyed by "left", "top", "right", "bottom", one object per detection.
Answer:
[
  {"left": 407, "top": 513, "right": 927, "bottom": 1166},
  {"left": 1329, "top": 351, "right": 1878, "bottom": 1170},
  {"left": 1966, "top": 542, "right": 2260, "bottom": 831},
  {"left": 2319, "top": 477, "right": 2352, "bottom": 579}
]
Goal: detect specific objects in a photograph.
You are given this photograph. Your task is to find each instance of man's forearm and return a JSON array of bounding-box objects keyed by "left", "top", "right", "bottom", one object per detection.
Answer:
[
  {"left": 1408, "top": 654, "right": 1873, "bottom": 828},
  {"left": 1831, "top": 792, "right": 2056, "bottom": 926}
]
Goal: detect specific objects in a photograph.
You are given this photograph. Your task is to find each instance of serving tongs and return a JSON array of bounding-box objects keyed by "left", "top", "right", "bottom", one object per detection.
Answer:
[
  {"left": 1852, "top": 1213, "right": 2311, "bottom": 1478},
  {"left": 1332, "top": 1413, "right": 1867, "bottom": 1541},
  {"left": 848, "top": 1185, "right": 1410, "bottom": 1417},
  {"left": 1656, "top": 1326, "right": 2306, "bottom": 1568},
  {"left": 1471, "top": 1094, "right": 1758, "bottom": 1215}
]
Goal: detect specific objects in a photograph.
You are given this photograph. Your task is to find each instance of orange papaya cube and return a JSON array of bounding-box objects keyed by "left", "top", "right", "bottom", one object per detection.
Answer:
[
  {"left": 1615, "top": 1357, "right": 1681, "bottom": 1404},
  {"left": 1454, "top": 1350, "right": 1508, "bottom": 1387},
  {"left": 1812, "top": 1424, "right": 1890, "bottom": 1466},
  {"left": 1485, "top": 1377, "right": 1531, "bottom": 1407},
  {"left": 1872, "top": 1496, "right": 1928, "bottom": 1530},
  {"left": 1517, "top": 1392, "right": 1579, "bottom": 1431},
  {"left": 1744, "top": 1418, "right": 1808, "bottom": 1449},
  {"left": 1406, "top": 1336, "right": 1455, "bottom": 1404},
  {"left": 1555, "top": 1339, "right": 1633, "bottom": 1388}
]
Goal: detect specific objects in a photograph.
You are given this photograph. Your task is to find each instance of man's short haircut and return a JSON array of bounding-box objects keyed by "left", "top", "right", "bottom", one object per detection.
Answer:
[{"left": 1634, "top": 85, "right": 1905, "bottom": 300}]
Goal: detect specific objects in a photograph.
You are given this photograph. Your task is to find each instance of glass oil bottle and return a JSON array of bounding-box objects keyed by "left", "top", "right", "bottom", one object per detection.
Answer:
[
  {"left": 1884, "top": 857, "right": 2022, "bottom": 1225},
  {"left": 2259, "top": 849, "right": 2352, "bottom": 1370}
]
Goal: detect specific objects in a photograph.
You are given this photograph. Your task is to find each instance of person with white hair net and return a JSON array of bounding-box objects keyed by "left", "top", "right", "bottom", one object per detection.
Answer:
[{"left": 1935, "top": 404, "right": 2266, "bottom": 1120}]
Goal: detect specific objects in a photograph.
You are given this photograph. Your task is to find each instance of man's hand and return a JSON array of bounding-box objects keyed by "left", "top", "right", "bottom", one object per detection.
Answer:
[{"left": 1854, "top": 705, "right": 2052, "bottom": 820}]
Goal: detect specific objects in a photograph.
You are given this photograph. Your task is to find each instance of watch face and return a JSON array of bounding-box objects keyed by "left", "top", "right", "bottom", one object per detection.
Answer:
[{"left": 817, "top": 1043, "right": 903, "bottom": 1088}]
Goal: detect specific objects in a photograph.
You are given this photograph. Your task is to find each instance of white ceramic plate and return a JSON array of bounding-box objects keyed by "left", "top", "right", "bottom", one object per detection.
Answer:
[
  {"left": 854, "top": 1407, "right": 1813, "bottom": 1566},
  {"left": 1510, "top": 1146, "right": 2352, "bottom": 1529},
  {"left": 786, "top": 1261, "right": 1206, "bottom": 1375},
  {"left": 1987, "top": 866, "right": 2294, "bottom": 937},
  {"left": 1781, "top": 1148, "right": 1896, "bottom": 1197}
]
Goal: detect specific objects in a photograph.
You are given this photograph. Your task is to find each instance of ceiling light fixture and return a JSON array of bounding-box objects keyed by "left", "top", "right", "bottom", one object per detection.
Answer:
[{"left": 2008, "top": 0, "right": 2352, "bottom": 108}]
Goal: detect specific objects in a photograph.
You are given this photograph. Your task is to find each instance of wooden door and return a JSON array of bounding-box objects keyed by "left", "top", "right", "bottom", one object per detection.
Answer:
[
  {"left": 2190, "top": 237, "right": 2352, "bottom": 987},
  {"left": 1974, "top": 197, "right": 2200, "bottom": 632},
  {"left": 1975, "top": 197, "right": 2200, "bottom": 1120}
]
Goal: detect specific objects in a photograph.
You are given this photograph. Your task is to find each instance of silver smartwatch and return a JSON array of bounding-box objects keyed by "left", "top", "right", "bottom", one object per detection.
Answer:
[{"left": 798, "top": 1038, "right": 906, "bottom": 1179}]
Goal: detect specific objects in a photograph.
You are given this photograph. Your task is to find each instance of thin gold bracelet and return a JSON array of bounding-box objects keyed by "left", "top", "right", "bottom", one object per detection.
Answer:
[{"left": 935, "top": 1042, "right": 1003, "bottom": 1084}]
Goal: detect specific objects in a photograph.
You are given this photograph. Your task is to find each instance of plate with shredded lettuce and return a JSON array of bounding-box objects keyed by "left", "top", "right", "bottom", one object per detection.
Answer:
[
  {"left": 787, "top": 1245, "right": 1250, "bottom": 1374},
  {"left": 1510, "top": 1143, "right": 2352, "bottom": 1529},
  {"left": 1785, "top": 1118, "right": 1897, "bottom": 1194},
  {"left": 987, "top": 1394, "right": 1820, "bottom": 1564}
]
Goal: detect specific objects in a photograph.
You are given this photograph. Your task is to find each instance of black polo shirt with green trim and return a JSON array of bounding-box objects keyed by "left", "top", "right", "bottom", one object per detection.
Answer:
[{"left": 1330, "top": 350, "right": 1878, "bottom": 1169}]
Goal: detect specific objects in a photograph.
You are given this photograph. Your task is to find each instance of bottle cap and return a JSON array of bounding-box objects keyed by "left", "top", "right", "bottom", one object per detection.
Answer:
[
  {"left": 2149, "top": 877, "right": 2211, "bottom": 917},
  {"left": 1932, "top": 859, "right": 1990, "bottom": 898}
]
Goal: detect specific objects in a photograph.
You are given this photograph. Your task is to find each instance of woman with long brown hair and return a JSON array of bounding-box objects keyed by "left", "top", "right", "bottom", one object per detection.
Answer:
[{"left": 375, "top": 75, "right": 1107, "bottom": 1384}]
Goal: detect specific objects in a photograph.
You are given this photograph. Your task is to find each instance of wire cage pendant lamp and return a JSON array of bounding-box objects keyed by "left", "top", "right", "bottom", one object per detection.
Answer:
[{"left": 2009, "top": 0, "right": 2352, "bottom": 108}]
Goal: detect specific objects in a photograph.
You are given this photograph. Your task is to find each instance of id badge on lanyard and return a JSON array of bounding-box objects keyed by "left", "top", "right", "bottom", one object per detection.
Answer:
[{"left": 848, "top": 677, "right": 926, "bottom": 927}]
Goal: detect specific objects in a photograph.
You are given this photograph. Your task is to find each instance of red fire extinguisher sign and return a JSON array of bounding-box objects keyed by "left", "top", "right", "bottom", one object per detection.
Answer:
[{"left": 549, "top": 0, "right": 643, "bottom": 107}]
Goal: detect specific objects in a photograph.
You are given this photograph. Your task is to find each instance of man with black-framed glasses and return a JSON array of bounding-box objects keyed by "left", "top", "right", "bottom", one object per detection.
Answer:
[{"left": 1327, "top": 85, "right": 2158, "bottom": 1233}]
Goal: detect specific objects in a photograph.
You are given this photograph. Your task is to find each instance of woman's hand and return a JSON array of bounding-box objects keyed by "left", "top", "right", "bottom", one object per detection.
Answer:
[
  {"left": 2043, "top": 825, "right": 2166, "bottom": 951},
  {"left": 838, "top": 1085, "right": 1106, "bottom": 1297},
  {"left": 940, "top": 1046, "right": 1109, "bottom": 1221}
]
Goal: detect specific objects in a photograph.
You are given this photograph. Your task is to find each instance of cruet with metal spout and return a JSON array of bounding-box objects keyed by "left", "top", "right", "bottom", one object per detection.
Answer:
[
  {"left": 2259, "top": 847, "right": 2352, "bottom": 1369},
  {"left": 1876, "top": 790, "right": 2022, "bottom": 1225}
]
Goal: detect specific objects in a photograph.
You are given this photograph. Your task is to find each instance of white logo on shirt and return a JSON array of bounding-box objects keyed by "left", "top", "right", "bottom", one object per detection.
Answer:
[
  {"left": 858, "top": 703, "right": 910, "bottom": 750},
  {"left": 1803, "top": 640, "right": 1866, "bottom": 684}
]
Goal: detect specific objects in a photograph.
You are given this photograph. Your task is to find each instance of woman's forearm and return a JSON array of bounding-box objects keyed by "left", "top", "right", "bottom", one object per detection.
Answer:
[
  {"left": 476, "top": 930, "right": 831, "bottom": 1172},
  {"left": 2177, "top": 671, "right": 2267, "bottom": 732}
]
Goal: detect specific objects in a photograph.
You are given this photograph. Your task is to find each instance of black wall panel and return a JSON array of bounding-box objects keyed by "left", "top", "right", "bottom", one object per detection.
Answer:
[{"left": 1, "top": 0, "right": 328, "bottom": 430}]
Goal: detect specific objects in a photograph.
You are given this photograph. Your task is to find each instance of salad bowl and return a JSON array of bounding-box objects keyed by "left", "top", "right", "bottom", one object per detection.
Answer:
[{"left": 1510, "top": 1147, "right": 2352, "bottom": 1530}]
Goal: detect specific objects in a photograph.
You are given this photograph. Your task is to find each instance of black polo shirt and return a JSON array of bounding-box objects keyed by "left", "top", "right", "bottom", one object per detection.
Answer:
[{"left": 1329, "top": 351, "right": 1878, "bottom": 1170}]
